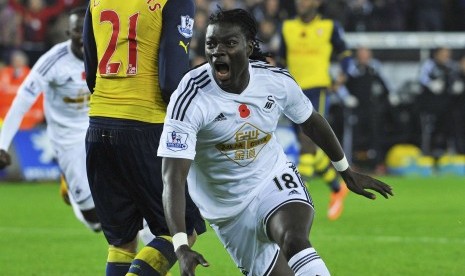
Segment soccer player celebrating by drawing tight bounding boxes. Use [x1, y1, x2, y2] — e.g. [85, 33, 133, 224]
[83, 0, 205, 275]
[0, 7, 101, 232]
[159, 8, 393, 276]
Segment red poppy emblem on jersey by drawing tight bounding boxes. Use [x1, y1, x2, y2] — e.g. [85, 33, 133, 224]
[81, 71, 86, 80]
[238, 104, 250, 118]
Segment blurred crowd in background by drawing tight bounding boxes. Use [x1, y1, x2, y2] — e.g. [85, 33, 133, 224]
[1, 0, 465, 67]
[1, 0, 465, 175]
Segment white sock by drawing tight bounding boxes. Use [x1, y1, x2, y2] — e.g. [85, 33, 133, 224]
[288, 247, 330, 276]
[138, 219, 156, 245]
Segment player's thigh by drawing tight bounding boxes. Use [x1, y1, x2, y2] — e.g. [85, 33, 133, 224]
[266, 202, 314, 249]
[257, 162, 315, 245]
[210, 209, 280, 276]
[85, 123, 141, 245]
[208, 162, 314, 275]
[55, 141, 94, 209]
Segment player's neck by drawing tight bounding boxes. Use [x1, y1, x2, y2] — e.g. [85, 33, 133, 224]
[71, 44, 84, 61]
[300, 12, 318, 24]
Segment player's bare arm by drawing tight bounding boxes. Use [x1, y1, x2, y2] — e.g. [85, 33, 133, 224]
[162, 157, 209, 275]
[299, 111, 394, 200]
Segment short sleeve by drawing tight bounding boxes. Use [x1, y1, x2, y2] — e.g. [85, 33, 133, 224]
[157, 74, 204, 159]
[282, 77, 313, 124]
[22, 49, 59, 98]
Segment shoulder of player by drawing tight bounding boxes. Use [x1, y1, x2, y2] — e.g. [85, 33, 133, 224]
[33, 41, 72, 76]
[250, 60, 294, 81]
[42, 41, 71, 60]
[169, 64, 213, 117]
[179, 63, 212, 90]
[184, 62, 209, 77]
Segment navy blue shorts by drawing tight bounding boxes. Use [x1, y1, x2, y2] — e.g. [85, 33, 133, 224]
[86, 117, 206, 246]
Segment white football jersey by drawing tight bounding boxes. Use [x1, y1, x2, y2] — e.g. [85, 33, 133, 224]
[158, 60, 313, 222]
[0, 40, 89, 150]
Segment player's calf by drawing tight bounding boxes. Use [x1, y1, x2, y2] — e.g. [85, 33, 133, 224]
[106, 246, 137, 276]
[127, 236, 176, 276]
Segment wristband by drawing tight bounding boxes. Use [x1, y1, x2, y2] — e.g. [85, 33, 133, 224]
[331, 155, 349, 172]
[172, 232, 188, 252]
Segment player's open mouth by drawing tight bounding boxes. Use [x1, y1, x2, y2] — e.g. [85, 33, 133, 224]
[214, 62, 230, 81]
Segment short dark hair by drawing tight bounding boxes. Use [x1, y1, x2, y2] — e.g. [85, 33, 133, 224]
[208, 8, 269, 62]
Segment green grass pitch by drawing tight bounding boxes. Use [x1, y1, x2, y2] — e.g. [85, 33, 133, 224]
[1, 175, 464, 275]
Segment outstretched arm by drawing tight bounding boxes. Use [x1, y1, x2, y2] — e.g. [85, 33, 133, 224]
[162, 157, 209, 275]
[0, 93, 37, 152]
[299, 111, 393, 200]
[0, 66, 44, 168]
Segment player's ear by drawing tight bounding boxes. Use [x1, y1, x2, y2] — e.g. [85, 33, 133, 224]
[246, 40, 253, 57]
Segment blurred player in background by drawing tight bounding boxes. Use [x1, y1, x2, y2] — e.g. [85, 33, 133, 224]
[279, 0, 352, 220]
[345, 46, 393, 172]
[83, 0, 205, 275]
[159, 8, 393, 276]
[418, 47, 455, 156]
[451, 55, 465, 154]
[0, 7, 101, 232]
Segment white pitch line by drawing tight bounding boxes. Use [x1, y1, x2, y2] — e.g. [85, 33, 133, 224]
[2, 227, 464, 245]
[316, 234, 465, 245]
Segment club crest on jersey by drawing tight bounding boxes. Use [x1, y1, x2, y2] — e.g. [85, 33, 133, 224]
[178, 15, 194, 38]
[263, 95, 276, 112]
[166, 131, 188, 151]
